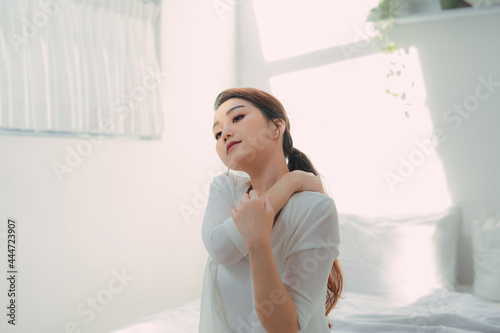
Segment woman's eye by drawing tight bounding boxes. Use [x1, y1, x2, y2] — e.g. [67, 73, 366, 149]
[214, 114, 244, 140]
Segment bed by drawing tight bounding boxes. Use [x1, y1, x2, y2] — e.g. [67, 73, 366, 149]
[111, 207, 500, 333]
[109, 288, 500, 333]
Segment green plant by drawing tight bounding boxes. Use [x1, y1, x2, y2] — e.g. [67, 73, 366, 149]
[368, 0, 398, 52]
[440, 0, 458, 9]
[368, 0, 416, 118]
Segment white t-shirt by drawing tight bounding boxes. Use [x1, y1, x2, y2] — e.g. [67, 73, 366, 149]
[199, 171, 340, 333]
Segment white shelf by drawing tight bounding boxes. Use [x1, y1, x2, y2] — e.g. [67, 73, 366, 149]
[393, 5, 500, 25]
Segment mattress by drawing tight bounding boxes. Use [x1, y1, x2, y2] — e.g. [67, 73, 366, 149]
[110, 286, 500, 333]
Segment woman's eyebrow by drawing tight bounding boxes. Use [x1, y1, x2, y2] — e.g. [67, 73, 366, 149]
[213, 105, 245, 130]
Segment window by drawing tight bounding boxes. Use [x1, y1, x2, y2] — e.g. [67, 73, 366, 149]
[0, 0, 164, 139]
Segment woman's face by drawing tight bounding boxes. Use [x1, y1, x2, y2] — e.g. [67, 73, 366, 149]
[213, 98, 278, 171]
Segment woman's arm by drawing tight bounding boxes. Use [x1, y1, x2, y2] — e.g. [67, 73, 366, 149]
[248, 239, 300, 333]
[260, 170, 324, 217]
[260, 172, 299, 218]
[231, 180, 335, 332]
[202, 171, 322, 265]
[238, 193, 338, 332]
[202, 173, 299, 265]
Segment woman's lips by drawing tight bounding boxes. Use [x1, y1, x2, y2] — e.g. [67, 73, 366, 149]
[227, 142, 240, 153]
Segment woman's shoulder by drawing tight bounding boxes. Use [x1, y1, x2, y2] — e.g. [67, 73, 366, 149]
[286, 191, 337, 219]
[290, 190, 335, 206]
[281, 192, 339, 243]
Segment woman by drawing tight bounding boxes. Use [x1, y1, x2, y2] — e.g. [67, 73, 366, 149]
[199, 88, 343, 332]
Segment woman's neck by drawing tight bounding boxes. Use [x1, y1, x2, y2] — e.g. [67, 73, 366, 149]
[246, 164, 289, 196]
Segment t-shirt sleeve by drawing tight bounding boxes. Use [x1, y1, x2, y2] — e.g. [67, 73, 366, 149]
[281, 195, 340, 331]
[201, 173, 249, 265]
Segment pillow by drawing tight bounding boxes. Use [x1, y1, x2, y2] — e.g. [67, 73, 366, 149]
[337, 206, 460, 305]
[472, 212, 500, 301]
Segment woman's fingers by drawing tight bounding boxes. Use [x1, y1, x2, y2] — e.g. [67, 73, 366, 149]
[248, 189, 260, 199]
[236, 190, 266, 213]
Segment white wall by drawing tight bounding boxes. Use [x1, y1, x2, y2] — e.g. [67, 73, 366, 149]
[236, 1, 500, 286]
[392, 12, 500, 285]
[0, 0, 235, 332]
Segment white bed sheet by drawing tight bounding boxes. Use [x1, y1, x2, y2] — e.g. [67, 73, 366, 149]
[328, 289, 500, 333]
[110, 287, 500, 333]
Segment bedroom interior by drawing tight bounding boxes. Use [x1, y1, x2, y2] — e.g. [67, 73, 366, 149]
[0, 0, 499, 332]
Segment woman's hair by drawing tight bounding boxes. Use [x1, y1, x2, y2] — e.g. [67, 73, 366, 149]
[214, 87, 344, 328]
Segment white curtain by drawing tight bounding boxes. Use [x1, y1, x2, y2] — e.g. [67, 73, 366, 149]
[0, 0, 163, 138]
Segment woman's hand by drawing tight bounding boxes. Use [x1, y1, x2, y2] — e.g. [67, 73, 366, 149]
[290, 170, 325, 194]
[231, 190, 275, 252]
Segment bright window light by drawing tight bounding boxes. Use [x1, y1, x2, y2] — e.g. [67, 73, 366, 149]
[252, 0, 381, 62]
[270, 47, 452, 215]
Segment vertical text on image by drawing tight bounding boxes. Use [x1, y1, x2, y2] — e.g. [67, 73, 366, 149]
[6, 218, 18, 325]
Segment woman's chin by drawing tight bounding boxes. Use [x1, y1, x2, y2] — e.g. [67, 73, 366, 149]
[226, 151, 255, 172]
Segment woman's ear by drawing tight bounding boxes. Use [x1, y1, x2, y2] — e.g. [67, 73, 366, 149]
[274, 119, 286, 138]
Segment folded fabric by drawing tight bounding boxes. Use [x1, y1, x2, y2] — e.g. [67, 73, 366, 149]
[472, 212, 500, 301]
